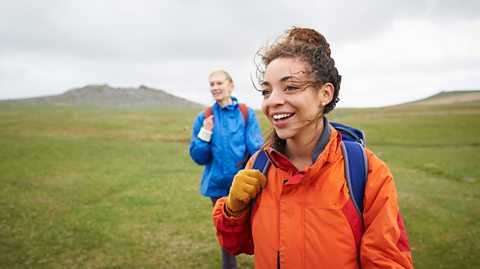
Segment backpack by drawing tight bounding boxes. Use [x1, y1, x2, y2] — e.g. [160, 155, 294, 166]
[203, 103, 249, 127]
[251, 122, 368, 222]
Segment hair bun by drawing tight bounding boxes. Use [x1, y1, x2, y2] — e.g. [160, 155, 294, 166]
[286, 27, 331, 56]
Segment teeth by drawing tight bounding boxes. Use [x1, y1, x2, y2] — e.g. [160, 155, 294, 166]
[272, 113, 293, 120]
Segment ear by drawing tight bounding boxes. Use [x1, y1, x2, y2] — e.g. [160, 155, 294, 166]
[319, 83, 334, 105]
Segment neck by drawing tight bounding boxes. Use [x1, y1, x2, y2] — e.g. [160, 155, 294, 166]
[285, 118, 324, 170]
[217, 97, 233, 108]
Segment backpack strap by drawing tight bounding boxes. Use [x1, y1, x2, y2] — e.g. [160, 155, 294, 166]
[249, 149, 271, 211]
[238, 103, 249, 127]
[251, 149, 270, 174]
[340, 140, 368, 221]
[203, 106, 213, 118]
[203, 103, 249, 126]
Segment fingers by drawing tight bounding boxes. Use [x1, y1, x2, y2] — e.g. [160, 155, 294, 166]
[204, 115, 214, 124]
[239, 182, 258, 200]
[238, 169, 267, 189]
[203, 115, 214, 131]
[235, 187, 253, 202]
[226, 169, 267, 216]
[231, 169, 267, 200]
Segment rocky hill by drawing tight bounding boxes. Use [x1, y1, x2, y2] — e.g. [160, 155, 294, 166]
[1, 84, 204, 109]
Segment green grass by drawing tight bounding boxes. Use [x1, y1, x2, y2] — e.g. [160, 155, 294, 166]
[0, 103, 479, 268]
[329, 104, 480, 268]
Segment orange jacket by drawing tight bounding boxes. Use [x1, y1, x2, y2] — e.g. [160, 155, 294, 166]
[213, 125, 413, 268]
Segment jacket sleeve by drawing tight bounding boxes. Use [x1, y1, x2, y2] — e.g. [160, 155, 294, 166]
[360, 150, 414, 268]
[189, 112, 212, 165]
[245, 107, 264, 156]
[212, 156, 257, 255]
[212, 197, 254, 255]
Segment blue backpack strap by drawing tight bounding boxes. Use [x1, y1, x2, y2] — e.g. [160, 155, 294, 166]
[249, 149, 271, 211]
[340, 140, 368, 221]
[251, 149, 270, 174]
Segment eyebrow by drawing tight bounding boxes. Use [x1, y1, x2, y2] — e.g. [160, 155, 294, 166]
[280, 76, 297, 83]
[262, 75, 301, 86]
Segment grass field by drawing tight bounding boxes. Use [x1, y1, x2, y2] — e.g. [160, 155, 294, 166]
[0, 103, 479, 268]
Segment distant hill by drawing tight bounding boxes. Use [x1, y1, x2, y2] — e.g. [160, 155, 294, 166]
[403, 90, 480, 106]
[0, 84, 204, 109]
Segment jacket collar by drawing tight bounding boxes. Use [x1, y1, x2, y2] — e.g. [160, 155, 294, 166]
[312, 116, 331, 163]
[212, 96, 239, 111]
[265, 117, 342, 179]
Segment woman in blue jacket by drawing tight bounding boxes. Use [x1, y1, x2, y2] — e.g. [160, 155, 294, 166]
[189, 69, 263, 269]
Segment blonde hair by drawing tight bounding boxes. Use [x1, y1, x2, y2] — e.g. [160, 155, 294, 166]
[209, 69, 233, 83]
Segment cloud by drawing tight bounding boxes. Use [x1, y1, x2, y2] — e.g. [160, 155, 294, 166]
[335, 17, 480, 107]
[0, 0, 478, 108]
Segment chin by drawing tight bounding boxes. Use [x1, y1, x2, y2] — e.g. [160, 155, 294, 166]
[275, 130, 294, 140]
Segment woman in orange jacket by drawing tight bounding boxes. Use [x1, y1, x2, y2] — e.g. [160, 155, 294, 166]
[212, 27, 414, 268]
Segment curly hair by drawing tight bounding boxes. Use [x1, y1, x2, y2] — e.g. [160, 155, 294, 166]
[255, 27, 342, 151]
[256, 27, 341, 114]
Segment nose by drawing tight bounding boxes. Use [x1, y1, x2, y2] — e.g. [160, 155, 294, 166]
[211, 86, 220, 93]
[265, 88, 285, 107]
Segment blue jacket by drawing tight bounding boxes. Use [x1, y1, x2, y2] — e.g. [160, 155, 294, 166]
[189, 97, 264, 198]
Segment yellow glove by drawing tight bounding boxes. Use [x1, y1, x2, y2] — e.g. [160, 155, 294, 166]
[225, 169, 267, 216]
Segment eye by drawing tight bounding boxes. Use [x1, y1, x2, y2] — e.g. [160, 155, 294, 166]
[261, 89, 272, 96]
[285, 85, 300, 92]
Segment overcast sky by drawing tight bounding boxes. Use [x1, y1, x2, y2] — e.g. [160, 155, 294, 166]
[0, 0, 479, 108]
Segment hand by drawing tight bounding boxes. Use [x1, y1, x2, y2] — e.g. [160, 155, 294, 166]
[203, 115, 214, 131]
[225, 170, 267, 216]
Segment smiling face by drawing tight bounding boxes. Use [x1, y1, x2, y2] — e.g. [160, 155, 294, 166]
[209, 72, 234, 105]
[261, 57, 333, 142]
